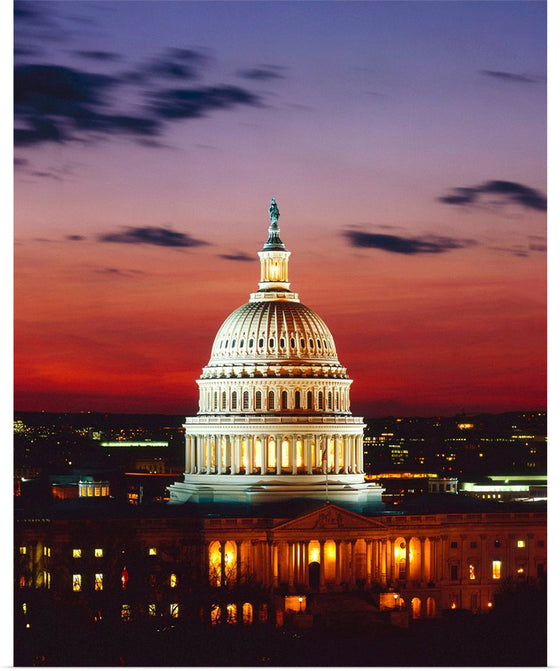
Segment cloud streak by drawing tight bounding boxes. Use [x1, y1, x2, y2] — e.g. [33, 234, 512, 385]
[219, 252, 253, 262]
[481, 69, 539, 84]
[343, 229, 477, 255]
[99, 226, 208, 248]
[439, 180, 546, 212]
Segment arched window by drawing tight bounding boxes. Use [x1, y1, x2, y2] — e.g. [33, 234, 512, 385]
[295, 391, 301, 409]
[328, 391, 332, 409]
[255, 391, 262, 410]
[258, 338, 264, 348]
[282, 391, 288, 410]
[268, 391, 275, 410]
[300, 338, 305, 348]
[222, 391, 227, 410]
[269, 338, 274, 348]
[249, 338, 254, 348]
[290, 338, 295, 349]
[307, 391, 313, 409]
[318, 391, 323, 409]
[243, 390, 250, 410]
[280, 338, 285, 348]
[335, 391, 339, 410]
[214, 391, 218, 410]
[231, 391, 237, 410]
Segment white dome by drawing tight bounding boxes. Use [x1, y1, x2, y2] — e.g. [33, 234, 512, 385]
[208, 300, 340, 365]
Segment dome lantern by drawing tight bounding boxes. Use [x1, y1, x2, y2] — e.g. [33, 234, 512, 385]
[254, 198, 294, 298]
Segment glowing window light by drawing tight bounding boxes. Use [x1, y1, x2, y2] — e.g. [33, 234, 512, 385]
[517, 567, 524, 574]
[309, 542, 320, 563]
[170, 603, 179, 618]
[149, 548, 157, 556]
[170, 573, 178, 588]
[517, 540, 525, 548]
[148, 604, 156, 617]
[281, 440, 290, 468]
[19, 546, 26, 555]
[254, 439, 262, 469]
[242, 602, 253, 624]
[121, 605, 131, 621]
[72, 574, 82, 592]
[268, 439, 276, 468]
[210, 605, 221, 625]
[296, 440, 303, 468]
[95, 548, 103, 557]
[469, 564, 476, 580]
[226, 603, 237, 624]
[94, 574, 103, 591]
[492, 560, 502, 580]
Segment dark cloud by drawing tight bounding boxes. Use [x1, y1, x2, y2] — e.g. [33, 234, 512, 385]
[491, 245, 529, 258]
[219, 252, 253, 262]
[528, 236, 547, 253]
[95, 267, 145, 277]
[343, 229, 476, 255]
[66, 234, 86, 241]
[14, 157, 29, 168]
[14, 64, 161, 146]
[439, 180, 547, 212]
[73, 50, 122, 62]
[123, 48, 207, 84]
[481, 70, 539, 84]
[150, 85, 261, 120]
[237, 65, 285, 81]
[30, 170, 62, 180]
[99, 226, 208, 248]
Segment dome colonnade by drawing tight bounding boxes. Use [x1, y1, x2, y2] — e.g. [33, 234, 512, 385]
[169, 199, 382, 507]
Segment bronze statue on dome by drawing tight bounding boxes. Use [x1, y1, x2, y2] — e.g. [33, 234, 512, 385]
[269, 198, 280, 225]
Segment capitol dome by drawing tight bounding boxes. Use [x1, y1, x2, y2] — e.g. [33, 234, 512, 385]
[169, 198, 383, 509]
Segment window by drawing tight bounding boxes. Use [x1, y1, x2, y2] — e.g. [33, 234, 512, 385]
[294, 391, 301, 410]
[290, 338, 295, 349]
[243, 390, 249, 410]
[517, 539, 525, 548]
[73, 574, 82, 592]
[44, 546, 51, 557]
[149, 548, 157, 556]
[170, 603, 179, 618]
[280, 338, 285, 348]
[307, 391, 313, 409]
[327, 391, 332, 409]
[300, 338, 305, 348]
[231, 391, 238, 410]
[170, 573, 178, 588]
[268, 391, 274, 410]
[121, 567, 129, 589]
[73, 548, 82, 558]
[469, 564, 476, 580]
[269, 338, 274, 348]
[318, 392, 323, 410]
[450, 541, 458, 549]
[19, 546, 26, 555]
[94, 573, 103, 591]
[494, 539, 501, 548]
[19, 575, 26, 588]
[470, 541, 478, 549]
[492, 560, 502, 580]
[148, 604, 156, 617]
[22, 603, 27, 615]
[282, 391, 288, 409]
[450, 565, 458, 580]
[95, 548, 103, 558]
[222, 391, 227, 410]
[255, 391, 262, 410]
[121, 605, 131, 621]
[258, 338, 264, 348]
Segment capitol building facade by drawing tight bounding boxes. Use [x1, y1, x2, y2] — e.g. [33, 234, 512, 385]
[169, 199, 383, 507]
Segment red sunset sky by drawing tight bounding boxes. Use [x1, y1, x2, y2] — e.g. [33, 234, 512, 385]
[14, 1, 547, 417]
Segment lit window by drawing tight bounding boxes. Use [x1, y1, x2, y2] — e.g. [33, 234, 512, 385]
[149, 548, 157, 556]
[19, 575, 26, 588]
[170, 573, 178, 588]
[73, 549, 82, 558]
[121, 605, 131, 621]
[94, 574, 103, 591]
[44, 546, 51, 557]
[170, 603, 179, 618]
[517, 566, 524, 574]
[242, 602, 253, 625]
[226, 603, 237, 624]
[95, 548, 103, 557]
[43, 571, 51, 589]
[22, 603, 27, 615]
[469, 564, 476, 580]
[121, 567, 129, 589]
[73, 574, 82, 592]
[19, 546, 26, 555]
[148, 604, 156, 617]
[517, 540, 525, 548]
[492, 560, 502, 580]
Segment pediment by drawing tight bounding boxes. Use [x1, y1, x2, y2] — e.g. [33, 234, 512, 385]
[273, 503, 386, 532]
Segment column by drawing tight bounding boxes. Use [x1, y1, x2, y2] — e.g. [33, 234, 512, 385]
[420, 537, 426, 584]
[405, 537, 411, 584]
[217, 436, 223, 475]
[288, 542, 295, 590]
[248, 436, 254, 474]
[260, 435, 266, 475]
[197, 435, 203, 474]
[334, 436, 340, 475]
[429, 537, 437, 582]
[201, 541, 210, 584]
[380, 540, 387, 586]
[319, 540, 326, 591]
[306, 437, 312, 475]
[388, 538, 394, 584]
[291, 437, 297, 475]
[276, 436, 282, 475]
[357, 435, 364, 473]
[236, 540, 243, 584]
[343, 436, 349, 474]
[206, 437, 212, 475]
[335, 540, 342, 586]
[231, 436, 238, 475]
[365, 540, 372, 588]
[303, 542, 309, 588]
[349, 540, 357, 588]
[185, 435, 191, 473]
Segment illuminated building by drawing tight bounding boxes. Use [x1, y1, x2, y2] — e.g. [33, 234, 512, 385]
[169, 199, 382, 507]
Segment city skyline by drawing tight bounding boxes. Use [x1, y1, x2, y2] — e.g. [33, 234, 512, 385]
[14, 1, 547, 417]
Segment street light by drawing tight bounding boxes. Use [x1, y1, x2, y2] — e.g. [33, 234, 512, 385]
[299, 596, 303, 613]
[393, 593, 398, 610]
